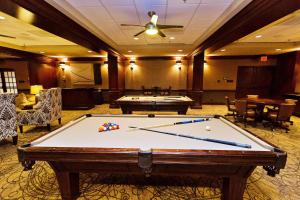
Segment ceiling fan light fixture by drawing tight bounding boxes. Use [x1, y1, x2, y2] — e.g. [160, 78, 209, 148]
[146, 28, 158, 35]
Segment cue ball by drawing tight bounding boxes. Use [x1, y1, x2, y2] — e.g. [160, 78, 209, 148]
[205, 126, 211, 131]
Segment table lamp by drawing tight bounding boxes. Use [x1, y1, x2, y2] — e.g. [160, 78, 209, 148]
[30, 85, 44, 95]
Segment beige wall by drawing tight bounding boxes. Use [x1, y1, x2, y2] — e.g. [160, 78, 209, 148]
[204, 58, 277, 90]
[125, 59, 187, 90]
[0, 60, 30, 90]
[59, 62, 109, 89]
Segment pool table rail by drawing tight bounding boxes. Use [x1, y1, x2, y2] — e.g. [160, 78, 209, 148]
[18, 144, 286, 176]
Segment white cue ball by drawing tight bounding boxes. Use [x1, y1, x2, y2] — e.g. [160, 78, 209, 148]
[205, 126, 211, 131]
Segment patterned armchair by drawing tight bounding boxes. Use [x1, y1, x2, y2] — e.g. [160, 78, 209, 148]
[0, 93, 18, 145]
[17, 88, 62, 133]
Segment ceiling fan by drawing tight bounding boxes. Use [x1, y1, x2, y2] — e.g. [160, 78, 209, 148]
[0, 34, 16, 39]
[120, 11, 183, 38]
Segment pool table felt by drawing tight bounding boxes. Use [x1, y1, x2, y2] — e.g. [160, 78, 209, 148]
[33, 115, 272, 151]
[117, 96, 193, 102]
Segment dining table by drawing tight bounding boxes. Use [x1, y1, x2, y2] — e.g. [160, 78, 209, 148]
[239, 98, 285, 122]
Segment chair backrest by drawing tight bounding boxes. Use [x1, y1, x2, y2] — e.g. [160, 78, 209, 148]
[39, 88, 62, 121]
[235, 100, 247, 115]
[285, 99, 298, 104]
[0, 93, 17, 140]
[247, 94, 259, 99]
[225, 96, 230, 109]
[277, 103, 295, 121]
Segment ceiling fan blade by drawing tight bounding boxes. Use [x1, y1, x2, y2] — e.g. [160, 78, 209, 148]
[157, 29, 166, 37]
[0, 34, 16, 39]
[150, 14, 158, 26]
[157, 25, 183, 29]
[134, 30, 146, 37]
[120, 24, 144, 27]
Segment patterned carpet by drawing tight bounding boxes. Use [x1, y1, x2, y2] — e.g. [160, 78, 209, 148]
[0, 105, 299, 200]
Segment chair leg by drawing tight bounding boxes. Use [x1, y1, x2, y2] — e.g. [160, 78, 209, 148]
[58, 118, 62, 125]
[243, 117, 247, 128]
[19, 125, 23, 133]
[47, 124, 51, 131]
[12, 135, 18, 145]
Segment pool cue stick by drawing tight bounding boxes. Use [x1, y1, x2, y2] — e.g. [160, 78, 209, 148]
[129, 126, 252, 149]
[128, 118, 209, 132]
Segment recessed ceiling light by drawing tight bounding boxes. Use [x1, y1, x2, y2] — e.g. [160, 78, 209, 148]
[128, 50, 132, 53]
[255, 35, 262, 38]
[275, 48, 282, 51]
[220, 49, 226, 52]
[178, 49, 183, 52]
[134, 37, 139, 40]
[170, 37, 175, 40]
[40, 51, 45, 54]
[0, 16, 5, 20]
[88, 50, 92, 53]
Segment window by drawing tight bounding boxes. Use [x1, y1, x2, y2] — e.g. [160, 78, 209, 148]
[0, 69, 18, 94]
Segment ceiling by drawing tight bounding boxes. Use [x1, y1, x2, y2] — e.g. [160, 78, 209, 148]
[45, 0, 252, 56]
[0, 11, 103, 57]
[210, 9, 300, 56]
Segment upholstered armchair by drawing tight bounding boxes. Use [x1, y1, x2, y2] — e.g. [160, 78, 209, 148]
[17, 88, 62, 133]
[0, 93, 18, 144]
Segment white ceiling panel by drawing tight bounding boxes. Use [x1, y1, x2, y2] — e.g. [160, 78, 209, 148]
[77, 6, 111, 22]
[44, 0, 252, 56]
[166, 4, 198, 27]
[66, 0, 102, 7]
[201, 0, 233, 4]
[100, 0, 134, 6]
[104, 5, 139, 24]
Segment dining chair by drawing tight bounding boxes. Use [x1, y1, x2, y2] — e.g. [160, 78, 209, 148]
[225, 96, 236, 117]
[265, 103, 296, 132]
[235, 99, 256, 127]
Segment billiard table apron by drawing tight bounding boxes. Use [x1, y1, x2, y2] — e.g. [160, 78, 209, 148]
[17, 115, 287, 200]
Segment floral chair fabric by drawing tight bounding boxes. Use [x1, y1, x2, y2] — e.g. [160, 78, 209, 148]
[17, 88, 62, 132]
[0, 93, 18, 144]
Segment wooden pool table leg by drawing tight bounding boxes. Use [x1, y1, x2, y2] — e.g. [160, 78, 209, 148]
[178, 107, 188, 115]
[49, 162, 80, 200]
[55, 171, 80, 200]
[221, 166, 254, 200]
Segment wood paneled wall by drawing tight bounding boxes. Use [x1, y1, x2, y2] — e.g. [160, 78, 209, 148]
[28, 60, 58, 89]
[271, 52, 298, 97]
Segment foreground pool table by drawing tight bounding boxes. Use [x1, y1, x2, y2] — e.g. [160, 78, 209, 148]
[18, 114, 286, 200]
[116, 95, 194, 114]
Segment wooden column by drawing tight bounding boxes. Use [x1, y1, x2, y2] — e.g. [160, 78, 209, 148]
[271, 51, 300, 98]
[187, 52, 204, 109]
[108, 53, 120, 108]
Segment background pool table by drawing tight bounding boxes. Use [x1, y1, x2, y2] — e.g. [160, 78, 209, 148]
[18, 114, 286, 200]
[116, 95, 194, 114]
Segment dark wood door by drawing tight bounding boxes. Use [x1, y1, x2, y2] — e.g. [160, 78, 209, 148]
[236, 66, 275, 98]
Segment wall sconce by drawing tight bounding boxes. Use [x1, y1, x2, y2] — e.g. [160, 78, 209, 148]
[176, 60, 182, 70]
[130, 60, 135, 71]
[59, 62, 68, 71]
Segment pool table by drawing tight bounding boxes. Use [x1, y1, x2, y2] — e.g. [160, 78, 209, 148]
[18, 114, 286, 200]
[116, 95, 194, 114]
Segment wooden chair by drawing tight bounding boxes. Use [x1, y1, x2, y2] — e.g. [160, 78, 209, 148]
[235, 99, 256, 127]
[225, 96, 236, 117]
[284, 99, 297, 125]
[246, 94, 258, 109]
[142, 86, 152, 95]
[265, 103, 296, 132]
